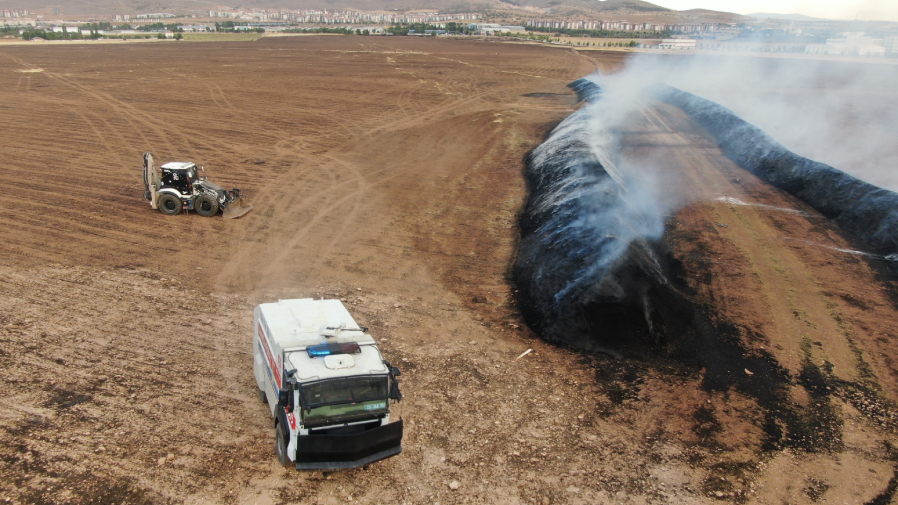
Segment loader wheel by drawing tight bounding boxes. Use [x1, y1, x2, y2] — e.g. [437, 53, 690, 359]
[158, 194, 182, 215]
[195, 194, 219, 217]
[275, 423, 291, 467]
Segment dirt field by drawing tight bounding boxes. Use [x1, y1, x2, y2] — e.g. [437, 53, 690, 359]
[1, 36, 898, 505]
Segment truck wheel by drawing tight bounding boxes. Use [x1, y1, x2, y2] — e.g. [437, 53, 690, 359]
[275, 424, 291, 467]
[258, 387, 267, 403]
[195, 194, 219, 217]
[158, 194, 182, 215]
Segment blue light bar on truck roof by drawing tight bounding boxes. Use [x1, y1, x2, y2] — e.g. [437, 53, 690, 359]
[307, 342, 361, 357]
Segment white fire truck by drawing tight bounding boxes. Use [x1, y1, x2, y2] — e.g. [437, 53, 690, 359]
[253, 299, 403, 470]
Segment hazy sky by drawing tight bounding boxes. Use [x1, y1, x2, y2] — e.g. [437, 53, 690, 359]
[648, 0, 898, 21]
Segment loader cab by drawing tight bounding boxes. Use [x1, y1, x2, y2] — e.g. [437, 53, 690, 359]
[160, 162, 199, 195]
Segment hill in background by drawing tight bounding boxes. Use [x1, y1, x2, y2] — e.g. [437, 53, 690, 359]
[748, 12, 827, 21]
[3, 0, 745, 23]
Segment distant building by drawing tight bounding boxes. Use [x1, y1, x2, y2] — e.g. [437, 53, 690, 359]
[180, 24, 213, 32]
[1, 9, 27, 18]
[471, 23, 525, 34]
[885, 36, 898, 54]
[822, 32, 885, 56]
[135, 13, 175, 19]
[524, 18, 693, 32]
[659, 39, 696, 50]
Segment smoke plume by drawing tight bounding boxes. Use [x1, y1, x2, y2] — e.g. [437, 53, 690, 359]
[514, 53, 898, 351]
[603, 54, 898, 192]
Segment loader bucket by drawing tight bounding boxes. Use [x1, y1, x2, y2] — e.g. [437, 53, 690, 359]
[223, 196, 253, 219]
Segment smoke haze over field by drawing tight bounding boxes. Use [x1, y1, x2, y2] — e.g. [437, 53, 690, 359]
[650, 0, 898, 21]
[601, 54, 898, 192]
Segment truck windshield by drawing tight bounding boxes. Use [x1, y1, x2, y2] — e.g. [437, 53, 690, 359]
[301, 376, 390, 407]
[299, 376, 392, 426]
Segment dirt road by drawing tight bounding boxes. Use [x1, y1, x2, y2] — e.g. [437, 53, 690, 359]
[1, 36, 897, 505]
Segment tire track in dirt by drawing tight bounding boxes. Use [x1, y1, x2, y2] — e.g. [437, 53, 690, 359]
[17, 54, 264, 167]
[68, 108, 133, 167]
[2, 52, 170, 154]
[218, 152, 396, 290]
[212, 43, 552, 291]
[277, 154, 369, 280]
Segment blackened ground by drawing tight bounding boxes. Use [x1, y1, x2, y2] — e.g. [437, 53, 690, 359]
[526, 76, 898, 457]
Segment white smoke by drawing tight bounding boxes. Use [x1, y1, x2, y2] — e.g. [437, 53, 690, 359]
[586, 54, 898, 192]
[522, 80, 669, 305]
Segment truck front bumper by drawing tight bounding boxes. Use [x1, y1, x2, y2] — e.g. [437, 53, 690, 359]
[294, 419, 403, 470]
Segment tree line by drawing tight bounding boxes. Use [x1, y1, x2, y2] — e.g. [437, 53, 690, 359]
[215, 21, 264, 33]
[525, 26, 673, 39]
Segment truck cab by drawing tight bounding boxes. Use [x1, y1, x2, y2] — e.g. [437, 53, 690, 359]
[253, 299, 403, 470]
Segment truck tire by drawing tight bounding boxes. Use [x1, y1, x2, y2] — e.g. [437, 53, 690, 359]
[258, 387, 267, 403]
[158, 193, 182, 215]
[275, 423, 291, 467]
[195, 194, 219, 217]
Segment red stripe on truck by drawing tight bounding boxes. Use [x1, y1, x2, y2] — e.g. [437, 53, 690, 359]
[259, 322, 282, 389]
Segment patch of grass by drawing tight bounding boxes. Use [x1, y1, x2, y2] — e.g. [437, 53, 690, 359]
[840, 293, 871, 310]
[181, 33, 264, 42]
[846, 333, 879, 387]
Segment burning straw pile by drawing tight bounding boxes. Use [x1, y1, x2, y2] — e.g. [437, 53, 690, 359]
[513, 78, 674, 352]
[514, 77, 898, 353]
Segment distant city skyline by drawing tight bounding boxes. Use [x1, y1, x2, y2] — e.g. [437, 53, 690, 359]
[649, 0, 898, 22]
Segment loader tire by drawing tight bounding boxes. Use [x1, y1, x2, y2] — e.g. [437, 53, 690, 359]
[195, 194, 219, 217]
[275, 423, 291, 467]
[158, 193, 182, 215]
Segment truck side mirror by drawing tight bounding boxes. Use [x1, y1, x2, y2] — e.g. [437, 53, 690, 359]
[390, 366, 401, 377]
[277, 388, 290, 408]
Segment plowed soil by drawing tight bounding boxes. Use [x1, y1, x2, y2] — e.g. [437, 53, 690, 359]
[2, 36, 898, 505]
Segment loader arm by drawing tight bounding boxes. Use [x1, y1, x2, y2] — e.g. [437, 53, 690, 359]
[143, 152, 162, 209]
